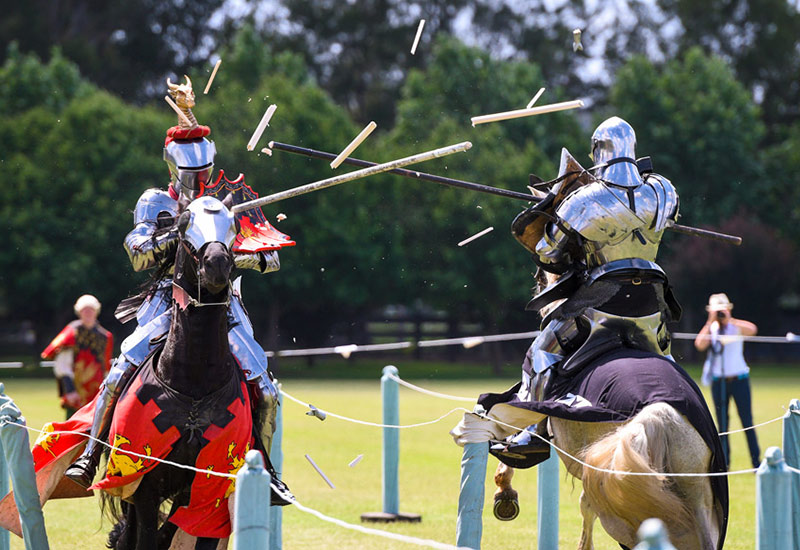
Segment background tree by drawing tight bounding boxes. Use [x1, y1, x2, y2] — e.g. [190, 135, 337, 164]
[383, 37, 584, 333]
[0, 0, 229, 102]
[611, 48, 764, 226]
[657, 0, 800, 139]
[0, 49, 168, 337]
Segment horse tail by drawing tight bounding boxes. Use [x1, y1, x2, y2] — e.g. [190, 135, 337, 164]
[580, 402, 695, 535]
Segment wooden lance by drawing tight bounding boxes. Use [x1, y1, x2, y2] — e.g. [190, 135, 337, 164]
[232, 141, 472, 213]
[266, 140, 743, 245]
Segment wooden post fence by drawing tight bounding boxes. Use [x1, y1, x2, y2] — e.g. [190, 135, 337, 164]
[233, 450, 272, 550]
[269, 388, 284, 550]
[756, 446, 793, 550]
[0, 383, 49, 550]
[361, 366, 420, 522]
[537, 452, 559, 549]
[784, 398, 800, 550]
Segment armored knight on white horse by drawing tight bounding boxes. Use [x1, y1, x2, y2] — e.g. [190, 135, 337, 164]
[451, 116, 727, 550]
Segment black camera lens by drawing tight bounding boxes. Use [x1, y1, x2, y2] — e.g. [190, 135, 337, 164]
[716, 311, 726, 319]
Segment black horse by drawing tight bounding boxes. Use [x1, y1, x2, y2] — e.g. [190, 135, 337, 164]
[103, 196, 271, 550]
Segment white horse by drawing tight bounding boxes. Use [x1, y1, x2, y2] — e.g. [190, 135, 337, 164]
[494, 400, 723, 550]
[487, 272, 726, 550]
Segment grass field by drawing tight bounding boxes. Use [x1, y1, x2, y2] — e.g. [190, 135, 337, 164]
[1, 362, 798, 549]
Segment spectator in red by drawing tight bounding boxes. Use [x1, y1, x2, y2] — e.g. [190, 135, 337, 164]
[41, 295, 113, 418]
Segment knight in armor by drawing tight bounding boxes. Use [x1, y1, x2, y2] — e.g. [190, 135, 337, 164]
[451, 116, 682, 466]
[65, 77, 282, 487]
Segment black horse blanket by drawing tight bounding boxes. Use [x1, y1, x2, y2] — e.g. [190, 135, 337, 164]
[479, 348, 728, 549]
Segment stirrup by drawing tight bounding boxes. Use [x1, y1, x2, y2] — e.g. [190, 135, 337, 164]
[489, 428, 552, 470]
[64, 453, 100, 489]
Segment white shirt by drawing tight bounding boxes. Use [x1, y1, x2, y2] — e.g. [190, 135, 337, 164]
[701, 322, 749, 385]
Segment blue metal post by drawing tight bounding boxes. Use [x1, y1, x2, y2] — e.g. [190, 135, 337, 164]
[756, 446, 793, 550]
[0, 432, 7, 550]
[233, 450, 272, 550]
[783, 399, 800, 550]
[632, 518, 677, 550]
[537, 452, 559, 550]
[456, 441, 488, 549]
[381, 365, 400, 515]
[269, 388, 283, 550]
[0, 383, 49, 550]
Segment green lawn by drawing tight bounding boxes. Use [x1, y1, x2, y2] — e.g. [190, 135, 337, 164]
[1, 363, 798, 549]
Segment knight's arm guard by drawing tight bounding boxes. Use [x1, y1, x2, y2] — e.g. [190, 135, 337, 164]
[124, 189, 180, 272]
[234, 250, 280, 274]
[125, 223, 180, 272]
[535, 221, 573, 267]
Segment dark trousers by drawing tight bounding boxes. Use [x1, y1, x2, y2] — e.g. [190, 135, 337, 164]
[711, 375, 761, 468]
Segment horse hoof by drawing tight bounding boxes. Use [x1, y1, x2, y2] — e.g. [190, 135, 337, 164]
[493, 494, 520, 521]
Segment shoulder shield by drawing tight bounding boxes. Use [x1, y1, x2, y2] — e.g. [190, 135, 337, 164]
[511, 148, 592, 254]
[133, 189, 178, 224]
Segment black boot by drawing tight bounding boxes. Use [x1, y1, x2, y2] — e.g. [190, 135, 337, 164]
[489, 423, 552, 469]
[64, 447, 103, 489]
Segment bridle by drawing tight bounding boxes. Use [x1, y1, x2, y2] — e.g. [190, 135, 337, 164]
[174, 239, 232, 309]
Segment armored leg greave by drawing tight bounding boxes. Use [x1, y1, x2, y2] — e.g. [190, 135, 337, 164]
[82, 356, 136, 457]
[254, 374, 280, 453]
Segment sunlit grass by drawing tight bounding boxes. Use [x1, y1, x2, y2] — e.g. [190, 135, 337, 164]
[2, 362, 797, 549]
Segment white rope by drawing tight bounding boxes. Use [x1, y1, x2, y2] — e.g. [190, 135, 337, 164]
[672, 332, 800, 343]
[466, 410, 764, 478]
[786, 464, 800, 476]
[279, 389, 464, 429]
[718, 414, 786, 435]
[386, 374, 475, 402]
[389, 372, 784, 438]
[6, 423, 462, 550]
[4, 421, 236, 480]
[417, 331, 539, 348]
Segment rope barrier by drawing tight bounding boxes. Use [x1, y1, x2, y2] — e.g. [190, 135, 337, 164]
[279, 388, 465, 429]
[280, 377, 793, 478]
[386, 374, 475, 402]
[3, 422, 236, 480]
[18, 329, 800, 368]
[386, 372, 786, 437]
[286, 496, 465, 550]
[718, 414, 786, 435]
[4, 421, 464, 550]
[477, 412, 763, 478]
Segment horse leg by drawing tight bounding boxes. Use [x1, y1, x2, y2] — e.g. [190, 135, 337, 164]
[114, 501, 137, 550]
[132, 482, 160, 550]
[577, 490, 596, 550]
[492, 462, 519, 520]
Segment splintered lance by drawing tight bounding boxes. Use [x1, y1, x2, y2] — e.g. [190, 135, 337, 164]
[232, 141, 472, 213]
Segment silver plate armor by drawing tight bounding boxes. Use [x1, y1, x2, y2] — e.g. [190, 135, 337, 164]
[591, 116, 642, 187]
[164, 138, 217, 200]
[537, 174, 679, 270]
[125, 189, 180, 272]
[184, 196, 237, 250]
[523, 116, 679, 403]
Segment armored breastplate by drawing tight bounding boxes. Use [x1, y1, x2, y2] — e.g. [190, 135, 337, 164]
[556, 174, 678, 269]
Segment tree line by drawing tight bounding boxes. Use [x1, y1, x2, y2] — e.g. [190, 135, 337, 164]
[1, 4, 798, 353]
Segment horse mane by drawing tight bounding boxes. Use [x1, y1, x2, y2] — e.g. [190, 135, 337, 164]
[580, 402, 695, 536]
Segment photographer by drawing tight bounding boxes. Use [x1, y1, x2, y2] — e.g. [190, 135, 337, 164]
[694, 293, 760, 469]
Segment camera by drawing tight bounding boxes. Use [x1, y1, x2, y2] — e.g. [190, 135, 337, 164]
[716, 311, 726, 320]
